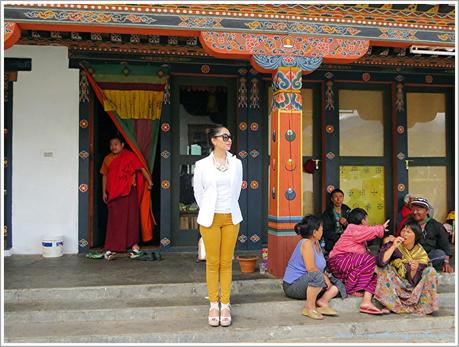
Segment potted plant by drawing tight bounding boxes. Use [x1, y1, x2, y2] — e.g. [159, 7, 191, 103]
[236, 255, 258, 273]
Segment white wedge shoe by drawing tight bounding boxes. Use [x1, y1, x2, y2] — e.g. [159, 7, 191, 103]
[220, 303, 232, 327]
[208, 302, 219, 327]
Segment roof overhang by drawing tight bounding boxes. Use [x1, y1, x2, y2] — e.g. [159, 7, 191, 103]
[3, 4, 455, 48]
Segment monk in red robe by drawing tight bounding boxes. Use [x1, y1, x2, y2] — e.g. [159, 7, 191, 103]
[100, 136, 153, 260]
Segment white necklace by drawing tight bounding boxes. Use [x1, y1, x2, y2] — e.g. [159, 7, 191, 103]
[213, 156, 229, 172]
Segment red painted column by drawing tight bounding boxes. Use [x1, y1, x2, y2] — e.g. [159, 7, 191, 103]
[267, 67, 303, 277]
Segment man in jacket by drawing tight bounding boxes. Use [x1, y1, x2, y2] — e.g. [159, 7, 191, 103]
[322, 188, 351, 254]
[411, 197, 454, 273]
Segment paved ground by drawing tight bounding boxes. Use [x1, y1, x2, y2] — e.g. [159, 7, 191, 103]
[4, 242, 455, 289]
[3, 252, 456, 344]
[4, 252, 267, 289]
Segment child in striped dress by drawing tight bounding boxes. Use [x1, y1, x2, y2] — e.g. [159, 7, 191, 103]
[328, 208, 390, 315]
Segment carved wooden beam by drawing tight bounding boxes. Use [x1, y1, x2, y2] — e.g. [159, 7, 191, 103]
[4, 22, 22, 49]
[200, 31, 369, 73]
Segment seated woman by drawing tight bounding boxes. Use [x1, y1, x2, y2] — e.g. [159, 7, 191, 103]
[375, 218, 439, 315]
[328, 208, 390, 315]
[283, 215, 346, 320]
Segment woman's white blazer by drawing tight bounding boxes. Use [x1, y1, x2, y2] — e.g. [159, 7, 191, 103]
[193, 152, 243, 227]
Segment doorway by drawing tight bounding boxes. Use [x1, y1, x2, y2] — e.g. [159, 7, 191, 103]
[89, 97, 161, 249]
[170, 76, 236, 247]
[335, 84, 393, 227]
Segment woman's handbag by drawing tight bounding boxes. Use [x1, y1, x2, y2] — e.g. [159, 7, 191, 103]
[197, 237, 206, 261]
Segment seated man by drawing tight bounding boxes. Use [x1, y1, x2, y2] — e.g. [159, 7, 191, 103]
[411, 197, 454, 273]
[321, 188, 351, 253]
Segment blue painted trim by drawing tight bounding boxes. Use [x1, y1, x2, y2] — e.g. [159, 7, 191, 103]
[253, 55, 322, 71]
[268, 215, 303, 223]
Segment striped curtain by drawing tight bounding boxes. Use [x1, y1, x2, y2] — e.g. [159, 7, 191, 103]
[82, 62, 168, 242]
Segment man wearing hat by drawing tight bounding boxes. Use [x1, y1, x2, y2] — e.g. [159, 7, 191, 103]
[411, 197, 454, 273]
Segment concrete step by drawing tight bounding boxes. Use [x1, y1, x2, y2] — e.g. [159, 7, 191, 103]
[4, 278, 282, 303]
[5, 308, 455, 343]
[282, 328, 455, 343]
[5, 291, 455, 323]
[4, 273, 455, 303]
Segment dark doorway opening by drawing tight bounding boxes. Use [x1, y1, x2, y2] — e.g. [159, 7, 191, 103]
[91, 98, 160, 249]
[170, 77, 236, 248]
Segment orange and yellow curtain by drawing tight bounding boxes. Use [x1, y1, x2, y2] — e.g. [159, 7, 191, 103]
[82, 62, 168, 242]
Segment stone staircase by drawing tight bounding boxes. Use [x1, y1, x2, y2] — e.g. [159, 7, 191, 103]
[4, 274, 456, 343]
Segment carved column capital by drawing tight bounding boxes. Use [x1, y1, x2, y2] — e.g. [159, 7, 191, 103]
[4, 22, 21, 49]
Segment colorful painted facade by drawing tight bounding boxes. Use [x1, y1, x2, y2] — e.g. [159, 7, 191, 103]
[3, 3, 455, 277]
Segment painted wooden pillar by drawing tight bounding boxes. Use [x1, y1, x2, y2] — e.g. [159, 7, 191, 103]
[159, 75, 172, 250]
[236, 67, 264, 250]
[236, 67, 249, 250]
[266, 66, 304, 277]
[393, 76, 408, 226]
[323, 72, 340, 201]
[78, 69, 91, 253]
[247, 69, 263, 249]
[251, 56, 323, 277]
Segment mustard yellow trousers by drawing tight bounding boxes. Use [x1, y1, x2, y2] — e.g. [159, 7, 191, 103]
[199, 213, 240, 304]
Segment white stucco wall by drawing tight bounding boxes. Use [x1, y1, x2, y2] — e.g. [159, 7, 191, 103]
[6, 45, 79, 254]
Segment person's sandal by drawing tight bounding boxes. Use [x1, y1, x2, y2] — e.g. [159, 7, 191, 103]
[104, 250, 116, 261]
[129, 248, 144, 259]
[86, 251, 104, 259]
[220, 303, 232, 327]
[317, 306, 337, 316]
[302, 308, 324, 320]
[359, 305, 384, 315]
[208, 302, 219, 327]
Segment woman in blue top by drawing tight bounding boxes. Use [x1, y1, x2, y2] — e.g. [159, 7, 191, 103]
[283, 215, 341, 320]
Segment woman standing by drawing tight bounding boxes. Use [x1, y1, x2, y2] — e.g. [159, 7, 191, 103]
[193, 125, 243, 327]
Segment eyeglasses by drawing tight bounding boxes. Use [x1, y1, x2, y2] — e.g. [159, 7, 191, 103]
[214, 134, 232, 142]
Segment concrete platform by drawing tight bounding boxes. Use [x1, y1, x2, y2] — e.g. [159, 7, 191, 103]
[4, 252, 267, 289]
[3, 253, 457, 343]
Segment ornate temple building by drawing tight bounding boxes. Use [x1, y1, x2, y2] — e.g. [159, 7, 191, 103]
[3, 3, 455, 276]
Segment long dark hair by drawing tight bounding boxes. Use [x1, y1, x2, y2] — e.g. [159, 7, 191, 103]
[206, 125, 225, 151]
[401, 217, 423, 243]
[348, 208, 368, 225]
[294, 215, 322, 239]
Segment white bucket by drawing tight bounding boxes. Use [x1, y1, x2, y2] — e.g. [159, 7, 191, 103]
[42, 236, 64, 258]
